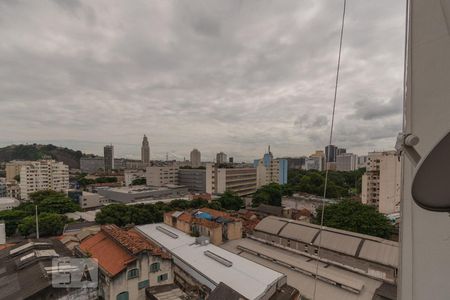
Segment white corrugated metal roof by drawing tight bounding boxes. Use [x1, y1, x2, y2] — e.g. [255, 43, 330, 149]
[254, 216, 286, 235]
[279, 222, 319, 243]
[358, 240, 398, 267]
[137, 223, 285, 300]
[313, 230, 361, 256]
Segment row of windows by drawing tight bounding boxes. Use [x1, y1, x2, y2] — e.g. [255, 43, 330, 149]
[127, 263, 165, 279]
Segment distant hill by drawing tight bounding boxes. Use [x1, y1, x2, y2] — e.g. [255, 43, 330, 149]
[0, 144, 83, 169]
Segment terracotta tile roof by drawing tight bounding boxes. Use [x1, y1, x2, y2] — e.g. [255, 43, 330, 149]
[177, 212, 193, 223]
[80, 231, 135, 277]
[102, 224, 170, 258]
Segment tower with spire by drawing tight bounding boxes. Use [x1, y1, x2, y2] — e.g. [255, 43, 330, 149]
[141, 135, 150, 166]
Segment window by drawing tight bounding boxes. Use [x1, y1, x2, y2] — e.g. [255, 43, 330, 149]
[138, 280, 149, 290]
[157, 273, 168, 282]
[116, 292, 129, 300]
[150, 262, 160, 273]
[127, 268, 139, 279]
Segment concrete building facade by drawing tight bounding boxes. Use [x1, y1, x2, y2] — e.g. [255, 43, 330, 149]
[190, 149, 201, 168]
[178, 169, 206, 192]
[5, 160, 31, 182]
[216, 152, 227, 164]
[336, 153, 358, 171]
[361, 151, 401, 214]
[254, 148, 288, 187]
[79, 191, 109, 209]
[141, 135, 150, 166]
[0, 197, 20, 211]
[146, 165, 179, 187]
[206, 164, 257, 197]
[104, 145, 114, 174]
[19, 160, 69, 201]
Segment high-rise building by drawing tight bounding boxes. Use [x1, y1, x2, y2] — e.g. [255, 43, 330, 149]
[336, 147, 347, 156]
[336, 153, 358, 171]
[141, 135, 150, 166]
[206, 164, 257, 197]
[19, 160, 69, 201]
[104, 145, 114, 174]
[146, 165, 179, 186]
[357, 155, 368, 169]
[361, 151, 401, 214]
[325, 145, 338, 162]
[253, 147, 288, 187]
[190, 149, 201, 168]
[216, 152, 227, 164]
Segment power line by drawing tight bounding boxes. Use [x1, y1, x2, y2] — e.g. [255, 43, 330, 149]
[312, 0, 347, 299]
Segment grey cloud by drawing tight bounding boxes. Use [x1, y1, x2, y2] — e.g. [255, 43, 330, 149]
[0, 0, 405, 161]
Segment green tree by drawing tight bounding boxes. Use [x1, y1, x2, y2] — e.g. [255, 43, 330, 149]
[18, 213, 67, 237]
[29, 190, 66, 203]
[207, 200, 222, 211]
[217, 191, 244, 211]
[95, 204, 131, 226]
[131, 178, 146, 185]
[39, 196, 80, 214]
[0, 210, 28, 236]
[313, 200, 394, 239]
[252, 183, 283, 207]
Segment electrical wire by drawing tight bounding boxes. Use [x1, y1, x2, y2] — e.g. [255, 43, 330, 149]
[312, 0, 347, 299]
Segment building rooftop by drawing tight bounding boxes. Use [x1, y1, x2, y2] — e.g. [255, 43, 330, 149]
[0, 239, 72, 300]
[221, 238, 386, 300]
[79, 225, 170, 277]
[136, 223, 285, 300]
[255, 216, 399, 267]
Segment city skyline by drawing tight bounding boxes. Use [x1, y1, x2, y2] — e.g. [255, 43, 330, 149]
[0, 1, 405, 162]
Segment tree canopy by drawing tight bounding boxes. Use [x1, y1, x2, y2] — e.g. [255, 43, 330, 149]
[216, 191, 244, 211]
[313, 199, 394, 239]
[252, 183, 283, 207]
[287, 168, 366, 199]
[95, 197, 227, 227]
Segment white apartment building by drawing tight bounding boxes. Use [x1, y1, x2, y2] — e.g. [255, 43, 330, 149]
[361, 151, 401, 214]
[206, 164, 257, 197]
[19, 160, 69, 201]
[336, 153, 358, 171]
[190, 149, 201, 168]
[146, 165, 179, 186]
[357, 155, 368, 169]
[254, 148, 288, 187]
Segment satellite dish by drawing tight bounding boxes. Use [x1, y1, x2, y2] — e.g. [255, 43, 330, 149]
[412, 131, 450, 211]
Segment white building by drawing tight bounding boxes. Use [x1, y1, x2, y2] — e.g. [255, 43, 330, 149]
[216, 152, 227, 164]
[336, 153, 358, 171]
[304, 157, 322, 171]
[146, 165, 179, 187]
[79, 192, 109, 209]
[190, 149, 201, 168]
[361, 151, 401, 214]
[206, 164, 257, 197]
[254, 148, 288, 187]
[19, 160, 69, 201]
[0, 197, 20, 211]
[137, 223, 287, 300]
[357, 155, 368, 169]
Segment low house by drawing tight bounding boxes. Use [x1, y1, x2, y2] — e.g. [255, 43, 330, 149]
[164, 207, 242, 245]
[77, 224, 173, 300]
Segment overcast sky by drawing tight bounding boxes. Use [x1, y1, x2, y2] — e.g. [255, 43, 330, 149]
[0, 0, 405, 161]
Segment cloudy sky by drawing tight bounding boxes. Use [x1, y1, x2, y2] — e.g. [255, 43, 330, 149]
[0, 0, 405, 161]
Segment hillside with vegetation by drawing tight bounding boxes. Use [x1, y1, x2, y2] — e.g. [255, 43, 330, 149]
[0, 144, 83, 169]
